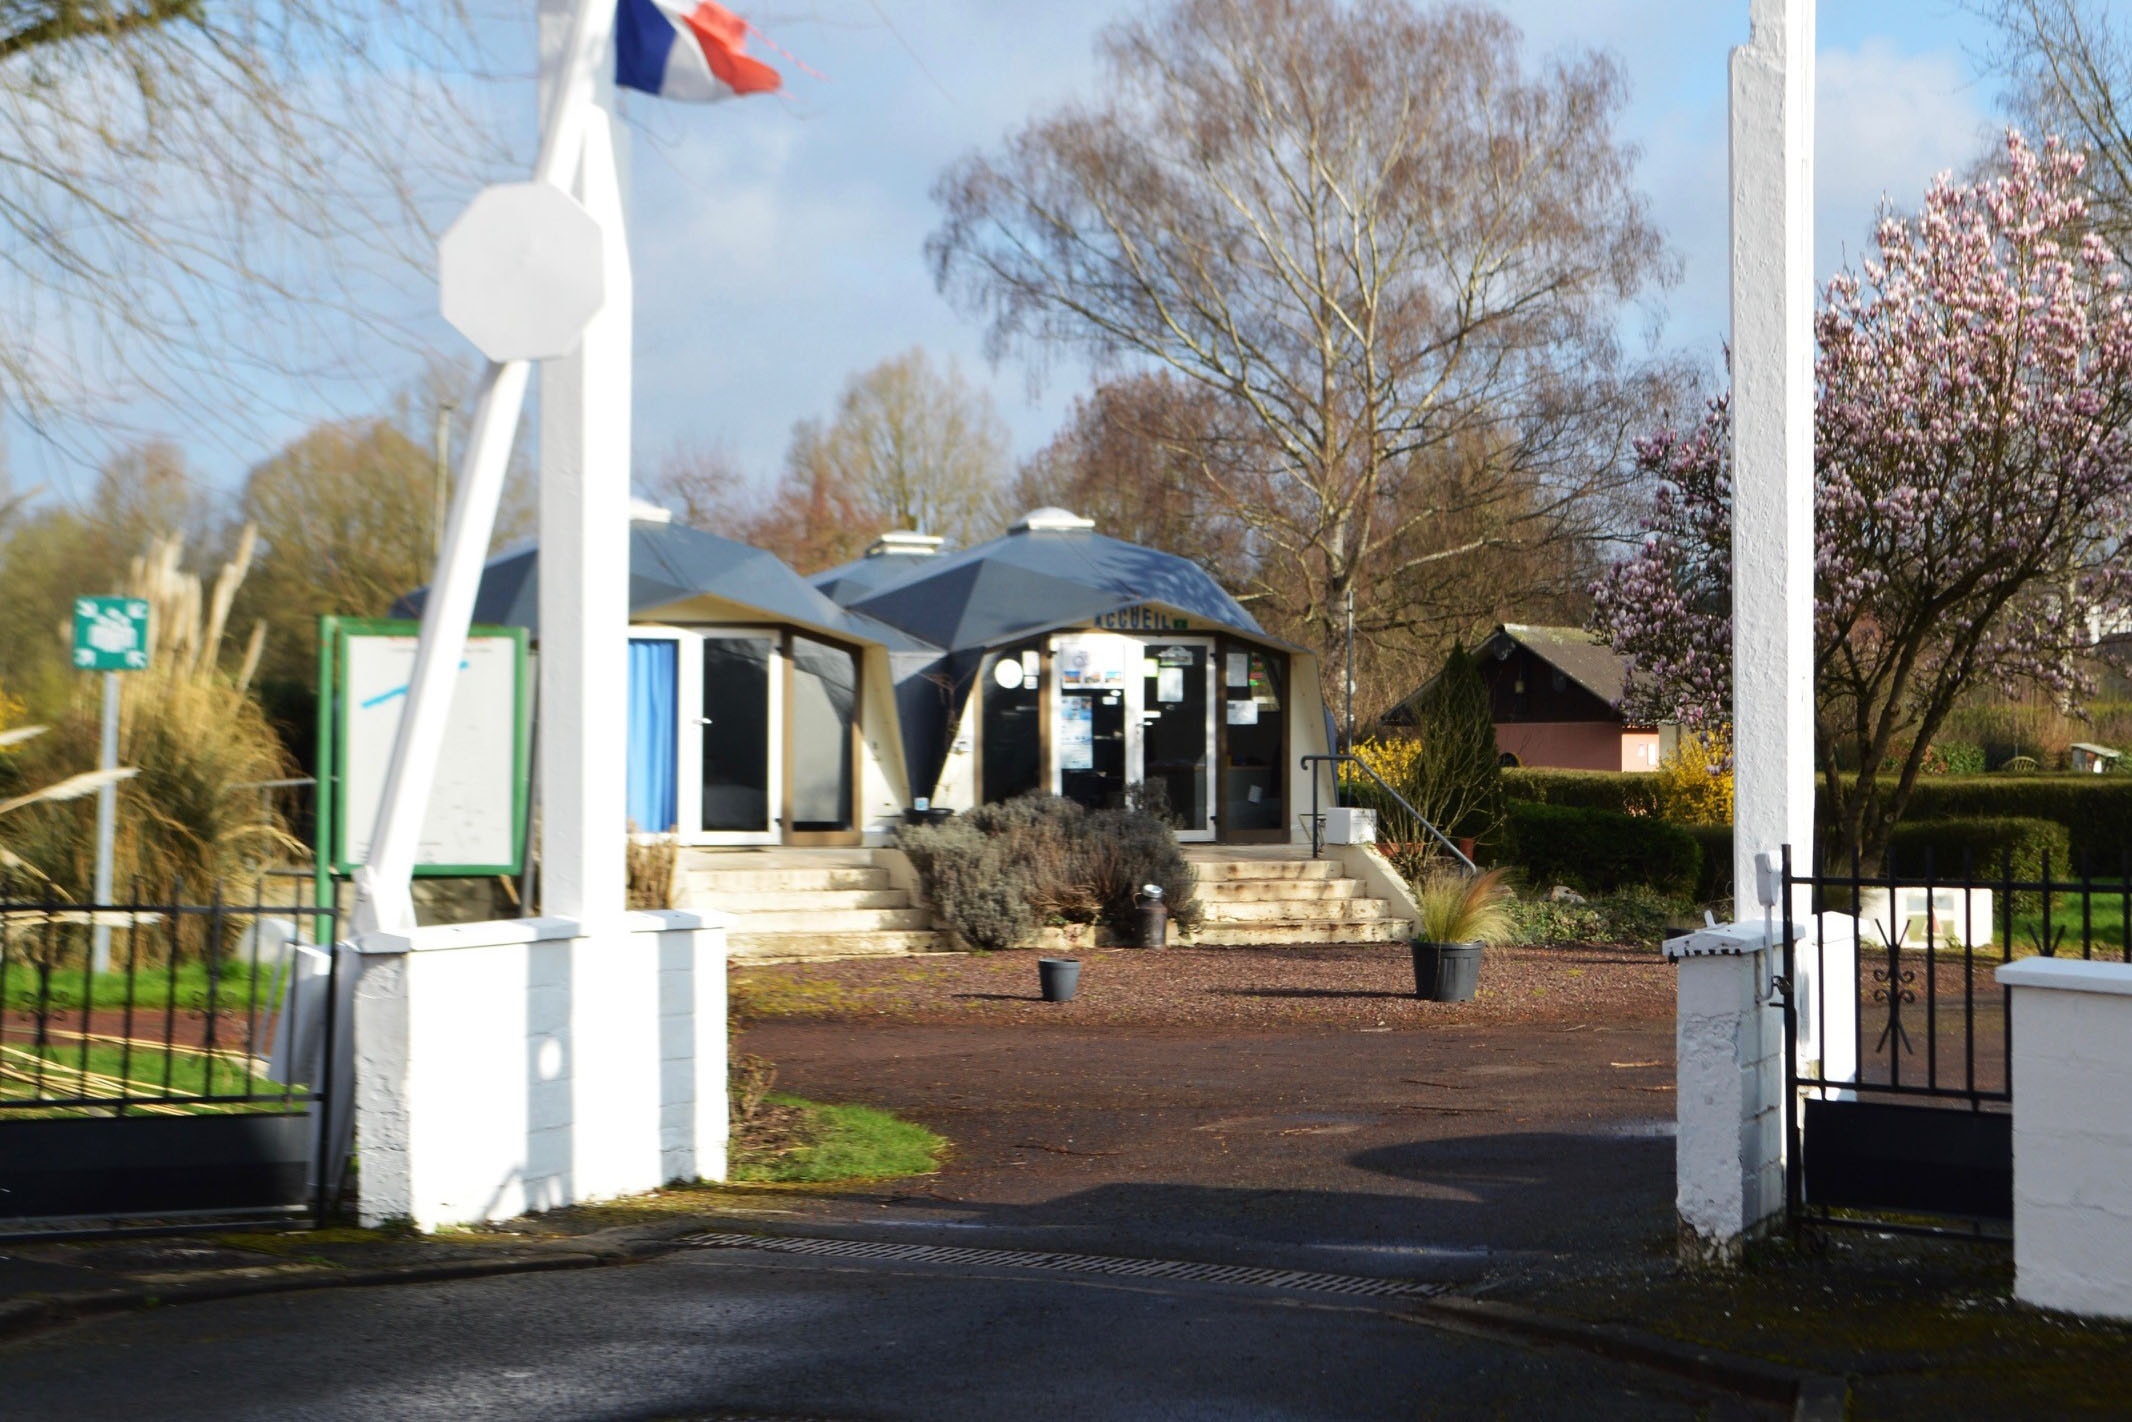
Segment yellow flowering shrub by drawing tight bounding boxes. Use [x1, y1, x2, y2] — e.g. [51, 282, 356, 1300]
[1653, 732, 1734, 826]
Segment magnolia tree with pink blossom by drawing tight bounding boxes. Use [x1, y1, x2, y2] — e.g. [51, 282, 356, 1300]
[1595, 133, 2132, 870]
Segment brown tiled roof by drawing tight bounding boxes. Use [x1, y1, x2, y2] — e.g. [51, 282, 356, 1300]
[1490, 624, 1628, 708]
[1388, 623, 1632, 725]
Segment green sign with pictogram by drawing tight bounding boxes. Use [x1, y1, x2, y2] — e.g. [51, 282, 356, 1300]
[72, 597, 151, 672]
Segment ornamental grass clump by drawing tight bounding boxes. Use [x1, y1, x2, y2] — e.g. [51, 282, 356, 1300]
[0, 531, 296, 921]
[1413, 867, 1515, 946]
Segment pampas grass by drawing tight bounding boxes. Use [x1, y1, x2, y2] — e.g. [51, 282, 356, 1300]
[1414, 866, 1516, 945]
[0, 530, 295, 924]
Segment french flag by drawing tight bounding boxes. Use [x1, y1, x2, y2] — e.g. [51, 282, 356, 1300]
[615, 0, 781, 101]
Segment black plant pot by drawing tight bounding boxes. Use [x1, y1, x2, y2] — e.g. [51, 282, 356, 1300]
[1410, 941, 1482, 1002]
[1038, 957, 1081, 1003]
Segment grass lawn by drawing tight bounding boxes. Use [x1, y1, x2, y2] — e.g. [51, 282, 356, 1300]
[1, 959, 290, 1014]
[729, 1094, 944, 1184]
[0, 1037, 299, 1113]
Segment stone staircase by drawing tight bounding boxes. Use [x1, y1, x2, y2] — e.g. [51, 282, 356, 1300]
[675, 848, 943, 963]
[675, 845, 1412, 959]
[1183, 850, 1413, 945]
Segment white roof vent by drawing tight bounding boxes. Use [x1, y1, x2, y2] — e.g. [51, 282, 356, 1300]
[867, 530, 945, 558]
[628, 497, 675, 524]
[1011, 506, 1095, 533]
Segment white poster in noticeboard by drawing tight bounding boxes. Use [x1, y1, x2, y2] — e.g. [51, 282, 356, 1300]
[330, 622, 529, 875]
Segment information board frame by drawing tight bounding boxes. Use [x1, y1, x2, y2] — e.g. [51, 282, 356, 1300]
[317, 616, 531, 880]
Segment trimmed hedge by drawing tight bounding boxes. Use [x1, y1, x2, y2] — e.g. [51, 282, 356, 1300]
[1684, 824, 1734, 904]
[1502, 768, 1654, 815]
[1883, 777, 2132, 873]
[1507, 769, 2132, 874]
[1881, 817, 2073, 885]
[1503, 801, 1700, 900]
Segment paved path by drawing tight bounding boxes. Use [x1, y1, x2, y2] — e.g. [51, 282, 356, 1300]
[739, 1019, 1679, 1285]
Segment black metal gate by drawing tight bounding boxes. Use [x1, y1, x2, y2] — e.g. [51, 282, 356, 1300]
[0, 876, 341, 1234]
[1780, 844, 2127, 1238]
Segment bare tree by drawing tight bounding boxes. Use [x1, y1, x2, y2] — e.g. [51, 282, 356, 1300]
[0, 0, 511, 444]
[237, 364, 535, 689]
[1011, 372, 1254, 577]
[793, 347, 1011, 548]
[641, 442, 754, 532]
[931, 0, 1679, 683]
[1974, 1, 2132, 247]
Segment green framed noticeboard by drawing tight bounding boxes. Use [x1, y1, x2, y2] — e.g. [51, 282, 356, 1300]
[318, 617, 531, 880]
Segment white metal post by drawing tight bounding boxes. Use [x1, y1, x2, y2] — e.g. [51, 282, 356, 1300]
[1729, 0, 1816, 919]
[91, 670, 119, 971]
[353, 0, 614, 936]
[537, 0, 633, 927]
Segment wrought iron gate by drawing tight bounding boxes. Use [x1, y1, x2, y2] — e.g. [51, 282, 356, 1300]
[0, 876, 341, 1233]
[1780, 843, 2129, 1238]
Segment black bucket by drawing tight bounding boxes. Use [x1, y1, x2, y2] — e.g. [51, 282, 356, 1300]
[1133, 901, 1168, 949]
[1410, 941, 1482, 1002]
[1038, 957, 1081, 1003]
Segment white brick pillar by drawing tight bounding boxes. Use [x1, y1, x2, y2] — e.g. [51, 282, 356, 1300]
[1999, 958, 2132, 1320]
[1669, 929, 1787, 1263]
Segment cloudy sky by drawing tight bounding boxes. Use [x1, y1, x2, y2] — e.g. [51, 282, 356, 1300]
[13, 0, 2012, 503]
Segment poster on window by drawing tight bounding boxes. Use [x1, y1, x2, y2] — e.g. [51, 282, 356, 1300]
[1056, 634, 1127, 688]
[1059, 696, 1095, 770]
[1157, 667, 1186, 703]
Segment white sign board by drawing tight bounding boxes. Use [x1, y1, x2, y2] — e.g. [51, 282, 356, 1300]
[335, 628, 526, 874]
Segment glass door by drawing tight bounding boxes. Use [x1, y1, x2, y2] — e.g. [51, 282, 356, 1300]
[787, 634, 858, 835]
[1135, 639, 1216, 841]
[1051, 633, 1131, 810]
[697, 631, 781, 843]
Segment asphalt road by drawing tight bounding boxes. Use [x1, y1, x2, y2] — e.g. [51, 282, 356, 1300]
[0, 1020, 1714, 1419]
[0, 1245, 1743, 1420]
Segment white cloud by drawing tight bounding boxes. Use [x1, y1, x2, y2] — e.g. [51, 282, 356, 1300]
[1814, 38, 1993, 278]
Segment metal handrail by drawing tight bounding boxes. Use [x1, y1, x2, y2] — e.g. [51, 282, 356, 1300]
[1300, 753, 1477, 872]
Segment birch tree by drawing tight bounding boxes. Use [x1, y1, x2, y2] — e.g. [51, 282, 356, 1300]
[930, 0, 1677, 666]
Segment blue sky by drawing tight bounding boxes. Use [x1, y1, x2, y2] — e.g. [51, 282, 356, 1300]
[14, 0, 2011, 505]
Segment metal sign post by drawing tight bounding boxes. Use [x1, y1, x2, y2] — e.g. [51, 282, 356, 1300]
[71, 596, 150, 971]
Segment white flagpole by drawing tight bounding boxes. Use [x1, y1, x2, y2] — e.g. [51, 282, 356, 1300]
[353, 0, 616, 936]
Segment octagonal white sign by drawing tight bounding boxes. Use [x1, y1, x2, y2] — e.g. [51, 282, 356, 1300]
[439, 182, 607, 362]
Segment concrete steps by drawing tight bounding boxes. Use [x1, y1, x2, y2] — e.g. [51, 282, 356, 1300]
[675, 850, 946, 962]
[1183, 850, 1412, 947]
[1187, 918, 1413, 946]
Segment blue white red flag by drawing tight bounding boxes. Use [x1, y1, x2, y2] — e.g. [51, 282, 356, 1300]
[615, 0, 781, 101]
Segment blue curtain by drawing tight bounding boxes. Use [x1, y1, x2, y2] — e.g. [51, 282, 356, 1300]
[627, 639, 679, 834]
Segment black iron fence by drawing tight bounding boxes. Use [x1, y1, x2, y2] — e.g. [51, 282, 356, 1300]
[1779, 844, 2129, 1240]
[0, 874, 341, 1230]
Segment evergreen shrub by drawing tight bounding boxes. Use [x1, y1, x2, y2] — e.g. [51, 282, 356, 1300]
[1880, 816, 2073, 886]
[896, 794, 1199, 951]
[1502, 800, 1700, 899]
[1501, 767, 1655, 816]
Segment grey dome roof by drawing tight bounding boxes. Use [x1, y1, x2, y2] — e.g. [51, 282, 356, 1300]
[846, 522, 1260, 652]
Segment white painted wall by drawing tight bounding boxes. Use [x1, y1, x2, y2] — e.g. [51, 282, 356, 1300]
[1670, 942, 1785, 1262]
[1999, 957, 2132, 1321]
[353, 910, 728, 1231]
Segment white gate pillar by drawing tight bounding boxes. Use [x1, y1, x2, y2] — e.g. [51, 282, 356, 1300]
[1670, 0, 1816, 1264]
[1729, 0, 1816, 921]
[536, 0, 632, 928]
